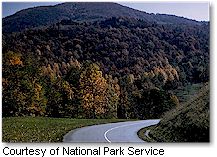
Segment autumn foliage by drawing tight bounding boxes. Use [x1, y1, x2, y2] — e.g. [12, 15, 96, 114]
[2, 16, 208, 119]
[79, 63, 108, 118]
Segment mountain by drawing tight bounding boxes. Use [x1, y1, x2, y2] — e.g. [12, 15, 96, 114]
[2, 2, 209, 121]
[3, 2, 202, 33]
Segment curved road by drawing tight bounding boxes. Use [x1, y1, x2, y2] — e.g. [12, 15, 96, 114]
[63, 119, 160, 143]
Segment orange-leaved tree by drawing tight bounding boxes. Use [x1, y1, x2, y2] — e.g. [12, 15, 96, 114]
[79, 63, 108, 118]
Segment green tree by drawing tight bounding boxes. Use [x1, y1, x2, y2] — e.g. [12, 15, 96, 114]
[44, 77, 74, 118]
[105, 75, 120, 118]
[2, 51, 47, 117]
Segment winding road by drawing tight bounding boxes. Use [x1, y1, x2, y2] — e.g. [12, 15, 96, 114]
[63, 119, 160, 143]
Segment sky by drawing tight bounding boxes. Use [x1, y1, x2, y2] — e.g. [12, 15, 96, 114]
[120, 2, 209, 21]
[2, 2, 61, 17]
[2, 2, 209, 21]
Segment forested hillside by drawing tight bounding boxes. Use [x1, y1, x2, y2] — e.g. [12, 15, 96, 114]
[2, 3, 209, 119]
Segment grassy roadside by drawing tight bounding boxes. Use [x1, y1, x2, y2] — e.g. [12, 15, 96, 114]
[137, 125, 157, 142]
[138, 83, 209, 142]
[173, 83, 204, 103]
[2, 117, 128, 142]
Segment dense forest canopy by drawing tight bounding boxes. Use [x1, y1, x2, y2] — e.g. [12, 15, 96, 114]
[2, 3, 209, 119]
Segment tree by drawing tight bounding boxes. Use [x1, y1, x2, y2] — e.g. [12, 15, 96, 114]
[118, 74, 138, 119]
[2, 51, 47, 117]
[79, 63, 108, 118]
[139, 88, 178, 119]
[105, 75, 120, 118]
[45, 77, 75, 117]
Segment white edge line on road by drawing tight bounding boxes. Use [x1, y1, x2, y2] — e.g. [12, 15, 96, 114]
[104, 121, 152, 143]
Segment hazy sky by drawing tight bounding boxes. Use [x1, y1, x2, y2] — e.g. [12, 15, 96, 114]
[2, 2, 60, 17]
[120, 2, 209, 21]
[2, 2, 209, 21]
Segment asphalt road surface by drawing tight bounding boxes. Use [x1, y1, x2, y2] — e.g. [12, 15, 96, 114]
[63, 119, 160, 143]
